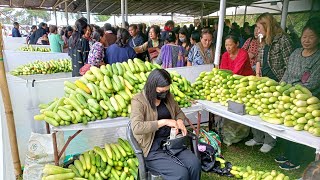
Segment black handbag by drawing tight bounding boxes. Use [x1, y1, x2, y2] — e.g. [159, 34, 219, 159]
[162, 134, 187, 156]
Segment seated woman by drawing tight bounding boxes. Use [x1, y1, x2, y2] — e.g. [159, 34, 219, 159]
[105, 28, 136, 64]
[156, 31, 186, 68]
[130, 69, 201, 180]
[220, 35, 254, 76]
[187, 29, 215, 66]
[276, 17, 320, 170]
[87, 28, 107, 67]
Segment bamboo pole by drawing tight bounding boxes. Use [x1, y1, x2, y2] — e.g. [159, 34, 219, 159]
[0, 23, 22, 178]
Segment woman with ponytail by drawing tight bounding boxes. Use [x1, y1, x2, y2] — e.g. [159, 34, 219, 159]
[105, 28, 137, 64]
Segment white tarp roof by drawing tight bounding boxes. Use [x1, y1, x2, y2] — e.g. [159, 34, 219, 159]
[210, 0, 318, 16]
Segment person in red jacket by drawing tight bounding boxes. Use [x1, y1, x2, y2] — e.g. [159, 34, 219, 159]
[220, 35, 254, 76]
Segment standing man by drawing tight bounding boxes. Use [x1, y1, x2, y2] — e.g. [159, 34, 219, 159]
[161, 20, 175, 42]
[33, 22, 47, 44]
[12, 22, 21, 37]
[128, 24, 145, 61]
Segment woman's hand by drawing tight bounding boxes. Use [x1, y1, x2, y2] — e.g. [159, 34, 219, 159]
[177, 119, 187, 136]
[158, 119, 178, 129]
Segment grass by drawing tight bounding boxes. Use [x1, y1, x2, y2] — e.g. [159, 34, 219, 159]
[200, 137, 315, 180]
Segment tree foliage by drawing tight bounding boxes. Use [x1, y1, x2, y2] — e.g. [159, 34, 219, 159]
[94, 15, 110, 22]
[0, 8, 51, 25]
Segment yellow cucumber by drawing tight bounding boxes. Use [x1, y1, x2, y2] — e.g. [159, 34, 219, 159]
[127, 59, 136, 73]
[113, 75, 123, 90]
[64, 81, 78, 90]
[87, 99, 101, 110]
[105, 144, 113, 159]
[124, 79, 134, 90]
[126, 71, 138, 81]
[105, 100, 116, 112]
[43, 164, 72, 174]
[116, 62, 124, 76]
[111, 79, 120, 92]
[133, 58, 146, 72]
[144, 61, 152, 71]
[105, 64, 113, 77]
[112, 63, 119, 75]
[79, 155, 87, 170]
[93, 146, 107, 162]
[115, 95, 127, 109]
[110, 97, 120, 112]
[66, 98, 84, 115]
[84, 151, 91, 170]
[115, 143, 127, 157]
[75, 80, 91, 94]
[110, 144, 122, 160]
[118, 76, 125, 90]
[90, 66, 104, 81]
[99, 81, 113, 94]
[74, 160, 85, 177]
[76, 88, 93, 100]
[140, 72, 147, 82]
[87, 83, 97, 99]
[57, 109, 72, 121]
[84, 73, 97, 82]
[118, 91, 130, 101]
[99, 100, 109, 111]
[134, 73, 143, 83]
[104, 75, 113, 90]
[123, 73, 136, 86]
[44, 173, 75, 180]
[122, 61, 132, 72]
[124, 87, 133, 99]
[34, 114, 45, 121]
[43, 111, 61, 121]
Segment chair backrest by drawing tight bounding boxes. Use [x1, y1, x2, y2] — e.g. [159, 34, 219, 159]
[126, 122, 148, 180]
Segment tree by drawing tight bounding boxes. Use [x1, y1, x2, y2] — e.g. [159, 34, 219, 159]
[94, 15, 110, 22]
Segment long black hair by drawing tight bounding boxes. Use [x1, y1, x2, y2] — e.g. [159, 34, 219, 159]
[64, 26, 73, 38]
[116, 28, 130, 47]
[144, 69, 172, 109]
[71, 19, 88, 48]
[303, 17, 320, 48]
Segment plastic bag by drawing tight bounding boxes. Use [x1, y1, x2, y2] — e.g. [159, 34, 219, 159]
[199, 128, 221, 156]
[222, 119, 250, 146]
[23, 132, 65, 180]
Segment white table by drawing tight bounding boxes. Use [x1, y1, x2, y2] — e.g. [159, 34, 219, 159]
[50, 104, 204, 165]
[198, 100, 320, 160]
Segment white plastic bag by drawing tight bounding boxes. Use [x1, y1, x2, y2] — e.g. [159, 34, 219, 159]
[23, 132, 65, 180]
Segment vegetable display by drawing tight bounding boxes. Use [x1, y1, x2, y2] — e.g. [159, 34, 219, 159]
[10, 59, 72, 76]
[34, 58, 194, 127]
[42, 138, 138, 180]
[230, 166, 290, 180]
[192, 68, 320, 137]
[19, 46, 51, 52]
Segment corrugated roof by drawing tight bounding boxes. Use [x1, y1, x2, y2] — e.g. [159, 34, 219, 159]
[0, 0, 260, 16]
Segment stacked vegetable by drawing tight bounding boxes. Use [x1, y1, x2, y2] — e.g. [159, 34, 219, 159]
[170, 71, 194, 108]
[230, 166, 290, 180]
[10, 59, 72, 76]
[42, 164, 76, 180]
[34, 58, 194, 127]
[192, 68, 320, 137]
[42, 138, 138, 180]
[19, 46, 51, 52]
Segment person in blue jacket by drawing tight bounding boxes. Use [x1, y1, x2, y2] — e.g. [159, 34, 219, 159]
[105, 28, 136, 64]
[12, 22, 21, 37]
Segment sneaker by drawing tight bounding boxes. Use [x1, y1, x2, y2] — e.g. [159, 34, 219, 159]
[275, 156, 288, 163]
[245, 139, 263, 146]
[260, 144, 273, 153]
[279, 161, 300, 170]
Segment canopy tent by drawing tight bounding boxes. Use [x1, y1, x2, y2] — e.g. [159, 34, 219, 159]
[0, 0, 259, 16]
[210, 0, 319, 16]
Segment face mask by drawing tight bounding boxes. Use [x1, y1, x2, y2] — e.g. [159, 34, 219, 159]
[156, 91, 168, 100]
[179, 38, 186, 42]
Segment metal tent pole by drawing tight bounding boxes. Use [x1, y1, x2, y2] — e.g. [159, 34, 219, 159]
[280, 0, 289, 30]
[125, 0, 128, 22]
[243, 5, 247, 26]
[234, 6, 237, 22]
[54, 9, 58, 26]
[65, 1, 69, 25]
[201, 2, 204, 27]
[214, 0, 226, 67]
[86, 0, 90, 24]
[121, 0, 125, 28]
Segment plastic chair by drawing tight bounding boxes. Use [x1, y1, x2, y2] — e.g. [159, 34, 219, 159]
[126, 122, 200, 180]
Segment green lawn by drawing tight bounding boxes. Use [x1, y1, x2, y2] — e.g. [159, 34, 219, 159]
[200, 138, 315, 180]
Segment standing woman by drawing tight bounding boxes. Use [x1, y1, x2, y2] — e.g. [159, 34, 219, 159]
[70, 19, 90, 77]
[130, 69, 201, 180]
[245, 13, 294, 153]
[242, 25, 260, 72]
[187, 29, 215, 66]
[178, 28, 191, 53]
[135, 25, 164, 63]
[276, 17, 320, 170]
[62, 26, 73, 53]
[156, 31, 186, 68]
[220, 35, 253, 76]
